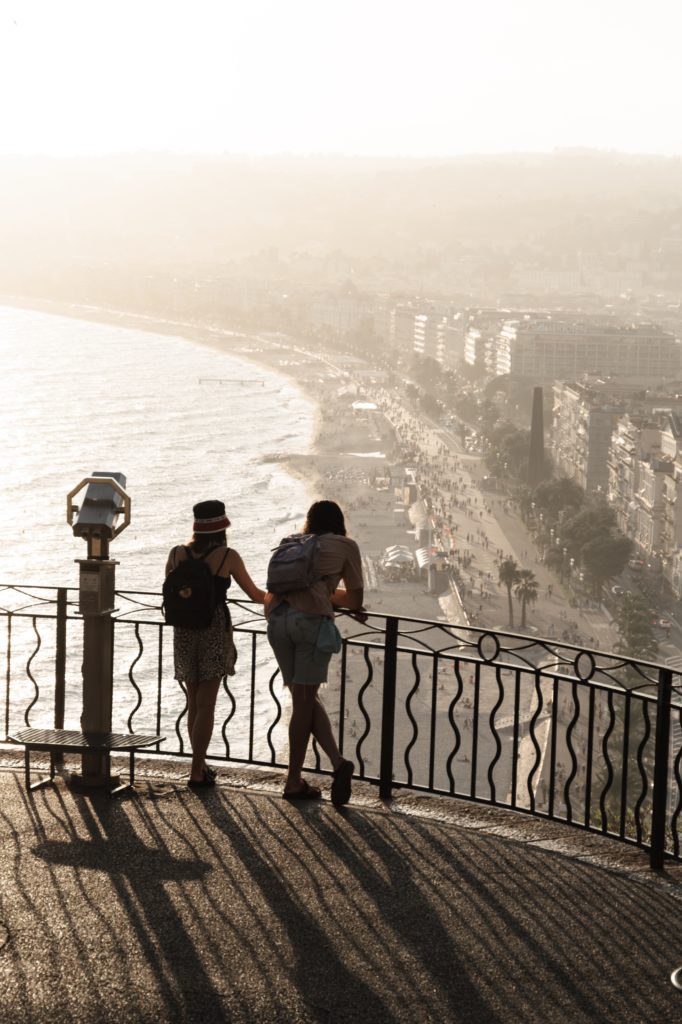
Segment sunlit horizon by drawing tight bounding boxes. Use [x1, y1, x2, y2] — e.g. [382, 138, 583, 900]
[1, 0, 682, 159]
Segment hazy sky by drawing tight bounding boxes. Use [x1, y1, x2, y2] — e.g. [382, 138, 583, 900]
[1, 0, 681, 158]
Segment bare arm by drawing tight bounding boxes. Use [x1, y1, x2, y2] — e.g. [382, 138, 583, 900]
[165, 546, 183, 577]
[228, 550, 266, 604]
[330, 586, 364, 611]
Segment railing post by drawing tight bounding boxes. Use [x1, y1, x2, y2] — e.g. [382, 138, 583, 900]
[379, 616, 399, 800]
[53, 588, 67, 767]
[650, 667, 673, 870]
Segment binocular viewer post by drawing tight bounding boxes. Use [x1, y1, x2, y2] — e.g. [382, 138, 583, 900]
[68, 473, 131, 787]
[68, 470, 130, 561]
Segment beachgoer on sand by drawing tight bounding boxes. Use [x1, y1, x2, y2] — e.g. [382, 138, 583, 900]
[265, 500, 365, 805]
[165, 500, 265, 788]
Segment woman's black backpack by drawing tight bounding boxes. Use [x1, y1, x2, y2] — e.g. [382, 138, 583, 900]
[163, 547, 222, 629]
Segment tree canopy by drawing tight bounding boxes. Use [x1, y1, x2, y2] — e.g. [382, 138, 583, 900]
[531, 477, 585, 519]
[615, 593, 658, 662]
[485, 422, 530, 478]
[581, 534, 633, 593]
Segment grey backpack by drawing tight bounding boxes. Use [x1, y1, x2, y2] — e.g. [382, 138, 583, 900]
[267, 533, 321, 594]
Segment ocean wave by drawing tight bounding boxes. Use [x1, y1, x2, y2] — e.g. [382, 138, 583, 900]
[0, 304, 316, 597]
[270, 511, 303, 525]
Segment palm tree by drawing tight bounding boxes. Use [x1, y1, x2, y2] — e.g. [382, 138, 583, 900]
[514, 569, 539, 629]
[498, 557, 520, 627]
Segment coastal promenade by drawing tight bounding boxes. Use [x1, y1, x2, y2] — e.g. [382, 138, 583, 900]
[375, 389, 618, 651]
[1, 755, 681, 1024]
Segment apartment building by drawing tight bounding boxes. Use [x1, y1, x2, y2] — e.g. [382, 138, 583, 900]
[311, 286, 374, 335]
[391, 305, 418, 355]
[413, 313, 447, 362]
[497, 319, 680, 381]
[606, 411, 682, 593]
[387, 302, 466, 366]
[607, 417, 663, 537]
[463, 308, 525, 375]
[552, 382, 623, 493]
[657, 417, 682, 596]
[442, 312, 467, 367]
[634, 457, 673, 559]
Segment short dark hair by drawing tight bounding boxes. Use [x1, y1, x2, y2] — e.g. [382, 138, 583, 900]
[303, 500, 346, 536]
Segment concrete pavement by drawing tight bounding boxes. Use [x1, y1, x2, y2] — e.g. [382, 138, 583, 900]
[1, 754, 681, 1024]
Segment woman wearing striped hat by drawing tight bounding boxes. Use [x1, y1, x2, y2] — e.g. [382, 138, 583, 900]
[166, 500, 265, 787]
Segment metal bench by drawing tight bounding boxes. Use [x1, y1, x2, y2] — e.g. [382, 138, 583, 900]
[11, 728, 165, 796]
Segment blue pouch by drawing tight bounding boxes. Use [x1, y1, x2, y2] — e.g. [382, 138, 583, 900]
[316, 617, 342, 654]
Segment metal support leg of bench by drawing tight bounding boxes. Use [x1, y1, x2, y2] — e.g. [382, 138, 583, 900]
[25, 747, 56, 792]
[109, 751, 135, 797]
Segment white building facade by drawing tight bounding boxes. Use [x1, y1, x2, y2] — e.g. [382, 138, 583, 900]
[497, 319, 680, 381]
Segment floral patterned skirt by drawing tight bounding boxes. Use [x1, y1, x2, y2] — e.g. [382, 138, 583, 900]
[173, 606, 237, 684]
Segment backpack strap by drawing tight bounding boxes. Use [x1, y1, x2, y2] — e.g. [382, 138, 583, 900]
[197, 546, 230, 575]
[182, 544, 230, 575]
[215, 548, 230, 576]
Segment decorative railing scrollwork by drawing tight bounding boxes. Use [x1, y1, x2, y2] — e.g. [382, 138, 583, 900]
[0, 582, 680, 868]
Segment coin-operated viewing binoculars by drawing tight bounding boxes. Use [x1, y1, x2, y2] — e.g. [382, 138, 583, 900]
[68, 472, 131, 615]
[67, 472, 131, 785]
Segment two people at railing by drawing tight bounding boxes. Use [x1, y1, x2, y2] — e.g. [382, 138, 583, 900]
[166, 498, 364, 805]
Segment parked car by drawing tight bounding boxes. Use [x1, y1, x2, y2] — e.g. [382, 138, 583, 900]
[628, 559, 645, 572]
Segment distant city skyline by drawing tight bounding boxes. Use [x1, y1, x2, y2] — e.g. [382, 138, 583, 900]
[1, 0, 682, 159]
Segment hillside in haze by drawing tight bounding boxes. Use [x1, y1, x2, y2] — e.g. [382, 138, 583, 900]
[2, 151, 682, 295]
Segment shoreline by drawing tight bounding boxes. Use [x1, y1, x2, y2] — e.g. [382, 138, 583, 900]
[0, 294, 328, 481]
[2, 295, 453, 624]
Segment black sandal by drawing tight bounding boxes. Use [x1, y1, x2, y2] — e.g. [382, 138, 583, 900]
[283, 780, 322, 801]
[331, 759, 354, 807]
[188, 774, 216, 789]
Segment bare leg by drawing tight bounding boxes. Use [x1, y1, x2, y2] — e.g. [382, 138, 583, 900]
[311, 696, 343, 770]
[186, 682, 198, 749]
[286, 683, 318, 792]
[189, 676, 221, 781]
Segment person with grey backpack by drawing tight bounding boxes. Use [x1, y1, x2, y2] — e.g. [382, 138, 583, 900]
[265, 499, 365, 805]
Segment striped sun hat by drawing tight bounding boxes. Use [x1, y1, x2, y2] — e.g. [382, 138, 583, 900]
[192, 499, 231, 533]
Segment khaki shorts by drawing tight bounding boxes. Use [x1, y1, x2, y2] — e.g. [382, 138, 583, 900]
[266, 604, 332, 686]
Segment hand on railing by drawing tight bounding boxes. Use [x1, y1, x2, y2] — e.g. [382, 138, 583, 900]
[339, 606, 369, 625]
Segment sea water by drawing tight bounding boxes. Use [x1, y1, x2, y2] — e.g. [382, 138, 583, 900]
[0, 305, 316, 756]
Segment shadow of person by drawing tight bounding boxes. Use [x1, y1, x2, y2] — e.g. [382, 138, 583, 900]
[199, 792, 396, 1024]
[31, 794, 223, 1023]
[304, 806, 502, 1023]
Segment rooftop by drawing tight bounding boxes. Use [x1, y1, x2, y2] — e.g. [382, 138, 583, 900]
[1, 754, 681, 1024]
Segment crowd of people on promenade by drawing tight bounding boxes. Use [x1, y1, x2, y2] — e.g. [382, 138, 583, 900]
[374, 386, 606, 646]
[375, 389, 529, 628]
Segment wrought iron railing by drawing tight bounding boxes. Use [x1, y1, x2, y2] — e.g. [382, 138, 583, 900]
[1, 582, 681, 869]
